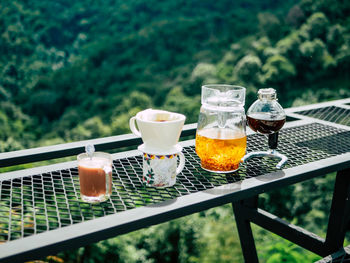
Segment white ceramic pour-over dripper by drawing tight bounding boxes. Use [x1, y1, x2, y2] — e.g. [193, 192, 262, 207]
[130, 109, 186, 153]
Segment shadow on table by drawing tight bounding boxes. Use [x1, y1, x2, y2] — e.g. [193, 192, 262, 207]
[255, 170, 286, 182]
[204, 172, 243, 195]
[147, 198, 178, 207]
[295, 131, 350, 156]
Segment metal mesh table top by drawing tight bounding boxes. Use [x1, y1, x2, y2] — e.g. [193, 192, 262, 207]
[295, 106, 350, 126]
[1, 122, 350, 244]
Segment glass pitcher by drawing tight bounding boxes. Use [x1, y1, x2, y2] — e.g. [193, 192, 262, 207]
[195, 84, 246, 173]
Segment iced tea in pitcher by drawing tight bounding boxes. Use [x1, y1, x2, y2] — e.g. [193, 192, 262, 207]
[196, 128, 246, 172]
[195, 85, 246, 173]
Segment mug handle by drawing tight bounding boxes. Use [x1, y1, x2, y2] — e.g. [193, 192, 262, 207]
[129, 116, 141, 137]
[103, 165, 112, 195]
[176, 152, 185, 174]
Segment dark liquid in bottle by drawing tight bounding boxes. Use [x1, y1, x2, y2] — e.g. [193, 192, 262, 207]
[247, 113, 286, 134]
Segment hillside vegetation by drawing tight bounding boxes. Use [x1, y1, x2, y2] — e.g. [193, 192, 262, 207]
[4, 0, 350, 150]
[1, 0, 350, 262]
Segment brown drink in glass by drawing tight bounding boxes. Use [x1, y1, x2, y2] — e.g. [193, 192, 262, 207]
[247, 113, 286, 134]
[77, 152, 112, 203]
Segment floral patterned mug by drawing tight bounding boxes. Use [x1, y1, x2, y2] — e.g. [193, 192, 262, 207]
[140, 150, 185, 187]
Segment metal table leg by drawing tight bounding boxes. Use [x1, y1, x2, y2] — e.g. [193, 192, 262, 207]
[232, 196, 259, 263]
[232, 168, 350, 262]
[324, 168, 350, 254]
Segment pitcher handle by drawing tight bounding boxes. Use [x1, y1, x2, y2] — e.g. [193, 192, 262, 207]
[129, 117, 141, 137]
[176, 152, 185, 174]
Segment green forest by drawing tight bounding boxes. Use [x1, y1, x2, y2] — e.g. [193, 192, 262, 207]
[1, 0, 350, 262]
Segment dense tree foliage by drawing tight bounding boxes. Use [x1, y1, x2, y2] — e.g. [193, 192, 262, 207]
[1, 0, 349, 150]
[1, 0, 299, 150]
[1, 0, 350, 261]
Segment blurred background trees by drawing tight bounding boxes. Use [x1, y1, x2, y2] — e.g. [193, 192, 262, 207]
[1, 0, 349, 150]
[1, 0, 350, 261]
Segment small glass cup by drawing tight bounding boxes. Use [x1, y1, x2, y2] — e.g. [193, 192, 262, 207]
[77, 152, 112, 203]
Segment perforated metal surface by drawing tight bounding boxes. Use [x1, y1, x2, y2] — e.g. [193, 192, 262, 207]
[296, 106, 350, 126]
[1, 123, 350, 243]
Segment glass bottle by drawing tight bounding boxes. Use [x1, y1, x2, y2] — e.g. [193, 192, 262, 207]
[243, 88, 287, 169]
